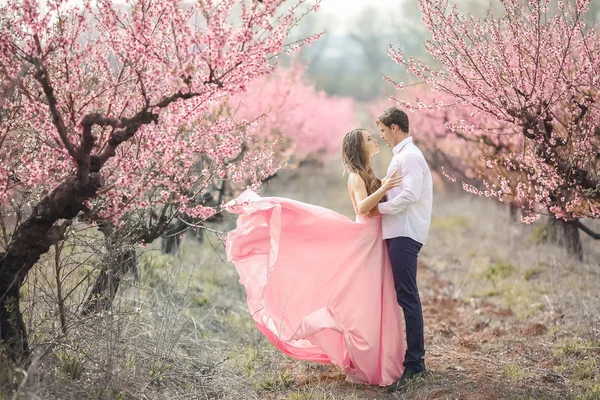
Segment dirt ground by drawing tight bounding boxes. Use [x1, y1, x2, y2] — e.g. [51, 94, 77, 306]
[9, 164, 598, 400]
[207, 166, 600, 400]
[213, 259, 597, 400]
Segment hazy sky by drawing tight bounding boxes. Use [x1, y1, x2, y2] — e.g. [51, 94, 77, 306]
[318, 0, 401, 18]
[4, 0, 406, 34]
[312, 0, 404, 34]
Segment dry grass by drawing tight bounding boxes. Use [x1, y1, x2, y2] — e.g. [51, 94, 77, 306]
[3, 157, 600, 400]
[205, 161, 600, 400]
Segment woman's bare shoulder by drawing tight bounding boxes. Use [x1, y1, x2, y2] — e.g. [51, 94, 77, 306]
[347, 173, 365, 189]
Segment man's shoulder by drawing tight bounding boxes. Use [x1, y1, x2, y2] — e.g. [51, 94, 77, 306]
[400, 144, 425, 160]
[407, 141, 425, 154]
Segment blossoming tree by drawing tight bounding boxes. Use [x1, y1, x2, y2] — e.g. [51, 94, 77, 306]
[0, 0, 322, 359]
[81, 64, 355, 315]
[386, 0, 600, 256]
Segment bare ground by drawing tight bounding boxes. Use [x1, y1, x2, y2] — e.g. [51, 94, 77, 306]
[203, 165, 600, 400]
[6, 162, 599, 400]
[206, 257, 598, 400]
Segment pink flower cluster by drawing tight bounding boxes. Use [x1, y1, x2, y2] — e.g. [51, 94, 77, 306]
[231, 63, 356, 163]
[384, 0, 600, 221]
[0, 0, 325, 227]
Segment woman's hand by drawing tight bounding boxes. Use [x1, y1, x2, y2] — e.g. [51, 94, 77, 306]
[381, 171, 402, 192]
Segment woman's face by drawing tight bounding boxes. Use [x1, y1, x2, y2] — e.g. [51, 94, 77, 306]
[362, 130, 379, 157]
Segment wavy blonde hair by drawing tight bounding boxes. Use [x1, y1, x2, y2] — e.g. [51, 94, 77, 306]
[342, 129, 381, 196]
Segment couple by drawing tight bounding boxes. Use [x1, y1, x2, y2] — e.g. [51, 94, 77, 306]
[225, 107, 433, 391]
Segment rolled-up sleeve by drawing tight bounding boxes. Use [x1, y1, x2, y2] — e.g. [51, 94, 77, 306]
[378, 153, 423, 215]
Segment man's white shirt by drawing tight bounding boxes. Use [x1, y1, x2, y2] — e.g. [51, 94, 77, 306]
[377, 137, 433, 244]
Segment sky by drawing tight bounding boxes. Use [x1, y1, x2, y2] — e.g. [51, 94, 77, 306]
[311, 0, 403, 35]
[0, 0, 405, 35]
[315, 0, 403, 33]
[317, 0, 401, 18]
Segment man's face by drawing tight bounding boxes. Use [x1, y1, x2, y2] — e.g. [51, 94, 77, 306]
[376, 121, 395, 147]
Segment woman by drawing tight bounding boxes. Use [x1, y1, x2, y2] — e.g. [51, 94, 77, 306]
[225, 129, 405, 386]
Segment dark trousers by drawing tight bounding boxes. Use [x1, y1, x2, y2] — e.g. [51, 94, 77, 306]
[387, 236, 425, 372]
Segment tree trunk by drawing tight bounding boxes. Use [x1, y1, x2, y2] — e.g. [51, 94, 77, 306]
[545, 218, 583, 261]
[80, 249, 137, 316]
[545, 218, 559, 243]
[561, 220, 583, 262]
[80, 225, 137, 316]
[0, 259, 29, 360]
[509, 203, 520, 222]
[161, 219, 185, 255]
[0, 174, 99, 360]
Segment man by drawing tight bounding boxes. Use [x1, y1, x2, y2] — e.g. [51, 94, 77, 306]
[371, 106, 433, 392]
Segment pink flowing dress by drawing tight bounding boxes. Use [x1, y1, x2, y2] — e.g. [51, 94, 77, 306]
[225, 190, 405, 386]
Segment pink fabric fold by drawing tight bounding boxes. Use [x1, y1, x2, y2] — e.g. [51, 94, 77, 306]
[225, 190, 405, 386]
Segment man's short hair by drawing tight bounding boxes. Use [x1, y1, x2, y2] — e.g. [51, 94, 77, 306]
[377, 107, 409, 133]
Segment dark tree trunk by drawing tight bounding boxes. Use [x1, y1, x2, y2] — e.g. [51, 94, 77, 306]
[544, 218, 584, 261]
[161, 234, 181, 254]
[80, 249, 137, 316]
[161, 220, 184, 255]
[545, 218, 559, 243]
[561, 220, 583, 262]
[0, 261, 29, 361]
[81, 224, 138, 316]
[0, 222, 71, 360]
[509, 203, 520, 222]
[0, 174, 99, 360]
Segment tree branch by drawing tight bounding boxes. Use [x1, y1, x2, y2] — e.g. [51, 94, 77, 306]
[31, 57, 78, 160]
[574, 220, 600, 240]
[0, 64, 30, 122]
[94, 89, 202, 166]
[96, 110, 158, 166]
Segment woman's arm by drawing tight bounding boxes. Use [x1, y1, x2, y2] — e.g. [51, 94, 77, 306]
[350, 172, 402, 216]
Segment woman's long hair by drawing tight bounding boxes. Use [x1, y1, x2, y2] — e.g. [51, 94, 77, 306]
[342, 129, 381, 196]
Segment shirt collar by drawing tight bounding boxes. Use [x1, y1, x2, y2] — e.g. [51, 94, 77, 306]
[392, 136, 413, 155]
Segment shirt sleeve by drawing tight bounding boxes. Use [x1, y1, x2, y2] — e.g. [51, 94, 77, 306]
[378, 153, 424, 215]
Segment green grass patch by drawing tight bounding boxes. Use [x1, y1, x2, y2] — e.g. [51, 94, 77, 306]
[431, 216, 470, 230]
[528, 224, 553, 244]
[254, 370, 295, 392]
[502, 362, 530, 381]
[524, 266, 544, 281]
[55, 350, 84, 381]
[148, 360, 171, 385]
[484, 261, 516, 281]
[554, 338, 600, 358]
[583, 383, 600, 400]
[233, 345, 264, 377]
[573, 359, 598, 381]
[192, 294, 210, 308]
[287, 390, 337, 400]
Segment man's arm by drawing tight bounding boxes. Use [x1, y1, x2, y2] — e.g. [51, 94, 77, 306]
[378, 153, 424, 215]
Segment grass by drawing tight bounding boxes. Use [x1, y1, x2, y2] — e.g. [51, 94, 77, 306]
[234, 345, 263, 377]
[583, 384, 600, 400]
[572, 359, 597, 381]
[6, 162, 600, 400]
[502, 363, 530, 382]
[528, 224, 553, 244]
[524, 265, 545, 281]
[554, 338, 600, 358]
[287, 391, 336, 400]
[431, 216, 470, 230]
[55, 350, 84, 381]
[484, 261, 516, 281]
[254, 370, 295, 391]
